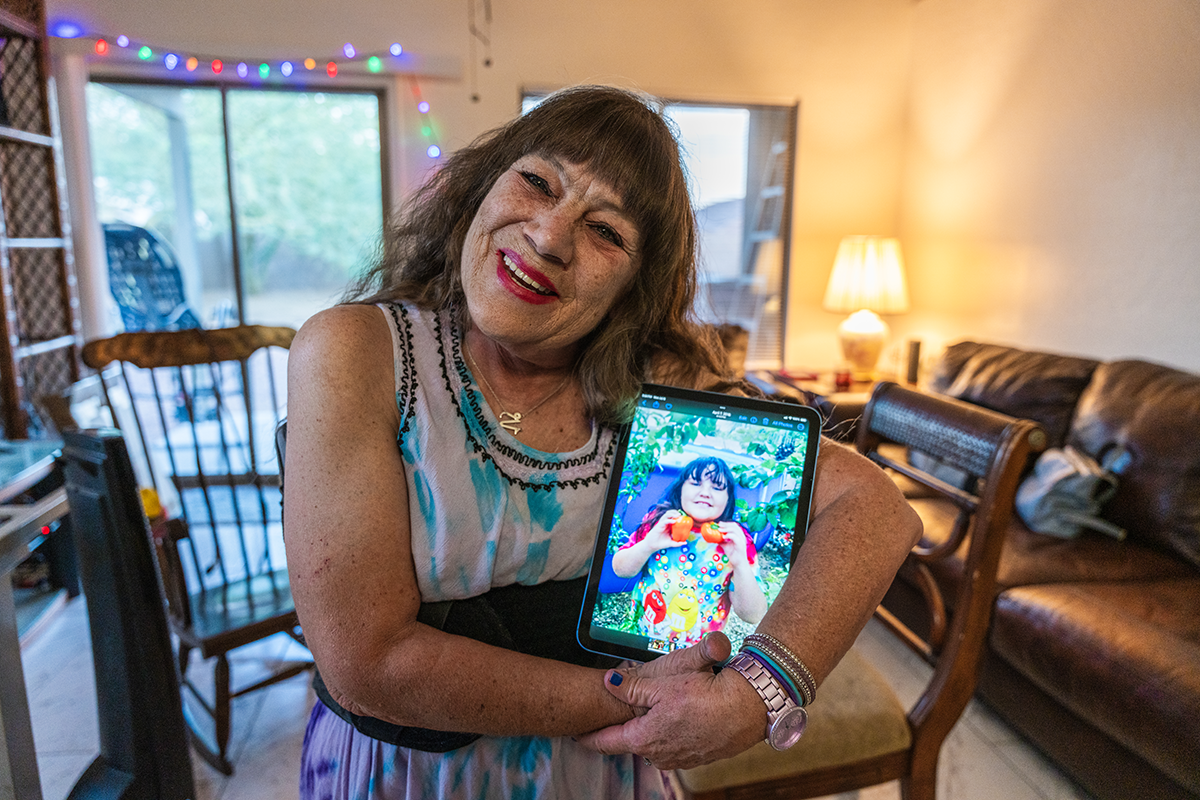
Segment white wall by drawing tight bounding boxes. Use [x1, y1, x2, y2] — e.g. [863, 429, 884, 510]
[51, 0, 1200, 375]
[895, 0, 1200, 374]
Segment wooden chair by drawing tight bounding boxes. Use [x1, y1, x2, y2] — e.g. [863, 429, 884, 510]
[82, 325, 312, 775]
[677, 382, 1046, 800]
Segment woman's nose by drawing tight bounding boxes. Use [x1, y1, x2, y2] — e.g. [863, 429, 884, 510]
[524, 205, 576, 265]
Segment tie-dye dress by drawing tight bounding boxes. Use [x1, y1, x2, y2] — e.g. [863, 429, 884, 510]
[299, 302, 680, 800]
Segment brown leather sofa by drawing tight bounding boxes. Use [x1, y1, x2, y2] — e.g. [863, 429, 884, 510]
[880, 342, 1200, 800]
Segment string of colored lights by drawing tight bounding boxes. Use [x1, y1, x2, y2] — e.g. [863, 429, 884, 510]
[49, 20, 442, 157]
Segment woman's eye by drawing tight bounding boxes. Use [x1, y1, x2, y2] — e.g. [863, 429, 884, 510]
[591, 223, 624, 248]
[520, 171, 552, 195]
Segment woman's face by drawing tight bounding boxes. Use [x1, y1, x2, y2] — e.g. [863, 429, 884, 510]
[679, 467, 730, 523]
[460, 153, 641, 362]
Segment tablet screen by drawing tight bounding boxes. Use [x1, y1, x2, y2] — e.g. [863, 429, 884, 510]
[577, 383, 822, 663]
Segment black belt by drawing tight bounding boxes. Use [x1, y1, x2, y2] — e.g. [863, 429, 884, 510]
[314, 577, 619, 751]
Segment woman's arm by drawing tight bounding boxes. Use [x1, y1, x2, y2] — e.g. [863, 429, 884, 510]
[284, 304, 636, 737]
[578, 438, 922, 767]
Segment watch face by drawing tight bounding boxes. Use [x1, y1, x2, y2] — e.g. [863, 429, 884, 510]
[768, 706, 808, 750]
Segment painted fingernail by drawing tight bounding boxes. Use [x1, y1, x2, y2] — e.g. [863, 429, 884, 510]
[609, 671, 624, 686]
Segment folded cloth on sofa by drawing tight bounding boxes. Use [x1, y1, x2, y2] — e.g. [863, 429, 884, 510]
[1016, 445, 1129, 540]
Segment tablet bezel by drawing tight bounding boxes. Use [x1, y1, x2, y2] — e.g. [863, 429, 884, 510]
[576, 383, 823, 663]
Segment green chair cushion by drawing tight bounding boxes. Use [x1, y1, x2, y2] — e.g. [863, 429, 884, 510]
[678, 644, 911, 793]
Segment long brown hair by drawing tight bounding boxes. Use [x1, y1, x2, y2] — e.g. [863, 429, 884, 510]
[348, 85, 731, 426]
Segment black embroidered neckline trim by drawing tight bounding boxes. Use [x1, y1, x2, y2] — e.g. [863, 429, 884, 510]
[387, 303, 418, 438]
[426, 306, 615, 491]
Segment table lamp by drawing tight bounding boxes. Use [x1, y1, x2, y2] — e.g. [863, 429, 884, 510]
[822, 235, 909, 379]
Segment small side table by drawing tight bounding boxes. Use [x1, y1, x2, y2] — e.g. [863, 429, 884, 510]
[751, 371, 880, 442]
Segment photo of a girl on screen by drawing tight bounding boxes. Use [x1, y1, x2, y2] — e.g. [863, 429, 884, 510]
[609, 456, 767, 647]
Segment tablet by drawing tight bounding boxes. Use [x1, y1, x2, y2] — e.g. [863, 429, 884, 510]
[577, 383, 822, 663]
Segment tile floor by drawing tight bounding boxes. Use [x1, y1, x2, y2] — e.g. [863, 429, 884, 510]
[21, 598, 1096, 800]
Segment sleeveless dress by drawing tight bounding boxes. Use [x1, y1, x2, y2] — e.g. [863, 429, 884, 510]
[299, 302, 681, 800]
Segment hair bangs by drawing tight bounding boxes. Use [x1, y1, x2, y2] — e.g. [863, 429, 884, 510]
[516, 90, 687, 253]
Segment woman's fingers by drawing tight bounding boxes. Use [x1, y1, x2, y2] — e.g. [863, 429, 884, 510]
[579, 659, 764, 769]
[605, 631, 731, 696]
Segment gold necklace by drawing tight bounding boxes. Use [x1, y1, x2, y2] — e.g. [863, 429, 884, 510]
[464, 340, 572, 435]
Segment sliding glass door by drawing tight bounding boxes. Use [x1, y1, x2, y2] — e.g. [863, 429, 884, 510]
[86, 82, 385, 331]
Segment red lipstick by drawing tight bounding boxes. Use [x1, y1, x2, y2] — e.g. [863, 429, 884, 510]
[495, 250, 558, 304]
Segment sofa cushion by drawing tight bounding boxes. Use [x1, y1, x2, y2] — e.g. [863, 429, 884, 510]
[907, 496, 1193, 593]
[1068, 360, 1200, 568]
[930, 342, 1100, 449]
[990, 579, 1200, 794]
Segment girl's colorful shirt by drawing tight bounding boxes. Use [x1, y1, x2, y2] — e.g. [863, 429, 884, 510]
[618, 512, 758, 645]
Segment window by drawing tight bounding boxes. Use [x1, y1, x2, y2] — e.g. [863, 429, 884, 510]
[523, 94, 796, 368]
[86, 82, 387, 331]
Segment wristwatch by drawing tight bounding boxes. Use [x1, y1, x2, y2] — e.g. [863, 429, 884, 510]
[725, 652, 808, 750]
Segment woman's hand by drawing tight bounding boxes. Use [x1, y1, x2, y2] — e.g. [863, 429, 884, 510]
[578, 633, 768, 769]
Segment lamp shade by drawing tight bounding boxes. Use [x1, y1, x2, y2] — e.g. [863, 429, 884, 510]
[822, 236, 910, 315]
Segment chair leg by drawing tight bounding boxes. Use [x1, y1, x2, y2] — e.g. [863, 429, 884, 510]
[214, 654, 232, 764]
[178, 643, 192, 677]
[180, 653, 235, 776]
[901, 759, 938, 800]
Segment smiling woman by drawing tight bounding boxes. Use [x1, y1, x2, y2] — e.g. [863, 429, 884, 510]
[282, 84, 921, 800]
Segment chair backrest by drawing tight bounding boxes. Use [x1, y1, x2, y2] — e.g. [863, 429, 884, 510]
[855, 382, 1046, 750]
[61, 428, 195, 800]
[102, 223, 202, 332]
[81, 326, 296, 609]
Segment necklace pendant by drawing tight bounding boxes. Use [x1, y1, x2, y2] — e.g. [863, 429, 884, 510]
[499, 411, 523, 435]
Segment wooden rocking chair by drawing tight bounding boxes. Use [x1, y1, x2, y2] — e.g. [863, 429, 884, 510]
[82, 325, 313, 775]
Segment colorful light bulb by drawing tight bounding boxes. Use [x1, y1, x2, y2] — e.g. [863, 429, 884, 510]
[212, 59, 223, 74]
[94, 39, 109, 55]
[342, 43, 356, 58]
[259, 63, 270, 78]
[138, 46, 153, 60]
[116, 35, 129, 47]
[186, 57, 198, 72]
[390, 43, 403, 56]
[427, 145, 441, 158]
[281, 61, 293, 77]
[418, 101, 430, 114]
[164, 53, 179, 70]
[367, 56, 382, 73]
[304, 58, 316, 70]
[326, 61, 338, 77]
[50, 21, 84, 38]
[237, 62, 249, 78]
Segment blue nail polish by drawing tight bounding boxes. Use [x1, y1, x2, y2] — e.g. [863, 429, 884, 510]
[609, 671, 624, 686]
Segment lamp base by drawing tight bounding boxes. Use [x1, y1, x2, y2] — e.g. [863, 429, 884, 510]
[837, 309, 888, 379]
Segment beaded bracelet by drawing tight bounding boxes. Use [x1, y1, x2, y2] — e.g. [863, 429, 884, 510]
[744, 643, 812, 707]
[740, 644, 804, 706]
[743, 632, 817, 705]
